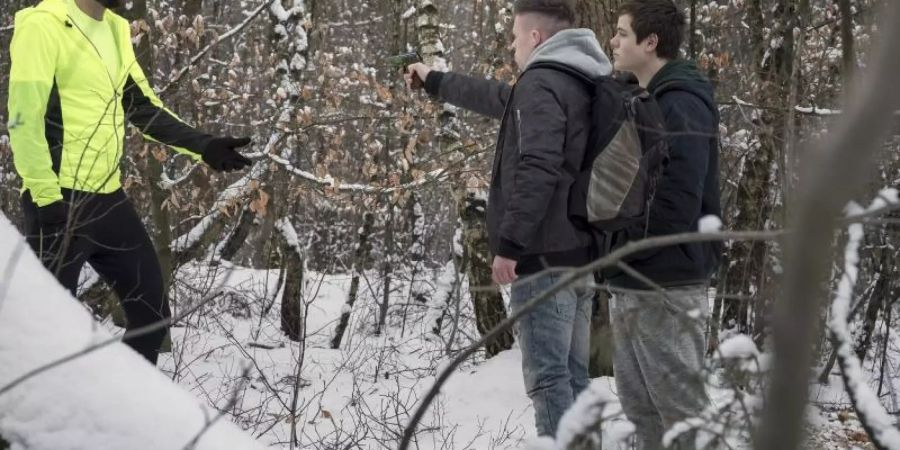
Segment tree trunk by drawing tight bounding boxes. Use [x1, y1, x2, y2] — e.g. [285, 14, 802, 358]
[461, 192, 515, 357]
[218, 204, 256, 262]
[332, 212, 374, 349]
[416, 0, 513, 356]
[576, 0, 623, 55]
[588, 291, 614, 377]
[717, 0, 795, 345]
[376, 204, 395, 336]
[838, 0, 855, 79]
[689, 0, 699, 60]
[854, 230, 895, 361]
[276, 220, 305, 342]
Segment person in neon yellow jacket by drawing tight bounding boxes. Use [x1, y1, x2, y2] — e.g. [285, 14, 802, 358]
[7, 0, 252, 364]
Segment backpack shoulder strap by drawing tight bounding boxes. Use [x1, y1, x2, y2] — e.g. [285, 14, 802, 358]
[526, 61, 595, 86]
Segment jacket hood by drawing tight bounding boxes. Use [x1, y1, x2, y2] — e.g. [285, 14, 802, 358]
[525, 28, 613, 78]
[647, 59, 716, 112]
[18, 0, 119, 25]
[18, 0, 68, 22]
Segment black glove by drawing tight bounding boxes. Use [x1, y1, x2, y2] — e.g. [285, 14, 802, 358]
[36, 201, 69, 232]
[202, 136, 252, 172]
[33, 201, 71, 264]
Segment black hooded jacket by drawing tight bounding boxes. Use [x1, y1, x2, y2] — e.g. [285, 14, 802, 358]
[606, 60, 723, 288]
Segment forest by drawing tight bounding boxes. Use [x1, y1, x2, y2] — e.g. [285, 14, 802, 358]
[1, 0, 899, 448]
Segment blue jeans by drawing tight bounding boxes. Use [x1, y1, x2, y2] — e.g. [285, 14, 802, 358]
[510, 271, 593, 436]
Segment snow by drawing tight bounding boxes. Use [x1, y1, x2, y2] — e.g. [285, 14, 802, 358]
[269, 0, 303, 22]
[401, 6, 417, 20]
[556, 378, 633, 449]
[698, 214, 723, 233]
[275, 218, 303, 258]
[795, 105, 842, 115]
[0, 213, 263, 450]
[716, 334, 759, 359]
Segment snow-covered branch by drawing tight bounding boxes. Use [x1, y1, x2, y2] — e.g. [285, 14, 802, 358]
[554, 381, 632, 449]
[266, 152, 453, 193]
[274, 218, 303, 259]
[170, 134, 279, 254]
[830, 189, 900, 450]
[730, 96, 900, 116]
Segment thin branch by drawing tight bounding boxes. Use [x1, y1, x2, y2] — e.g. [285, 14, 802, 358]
[157, 0, 277, 95]
[181, 365, 253, 450]
[159, 162, 201, 190]
[263, 141, 473, 194]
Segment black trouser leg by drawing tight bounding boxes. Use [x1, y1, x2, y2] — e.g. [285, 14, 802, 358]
[86, 192, 169, 365]
[22, 189, 170, 365]
[21, 191, 88, 296]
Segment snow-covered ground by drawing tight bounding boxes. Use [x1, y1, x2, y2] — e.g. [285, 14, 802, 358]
[0, 209, 895, 449]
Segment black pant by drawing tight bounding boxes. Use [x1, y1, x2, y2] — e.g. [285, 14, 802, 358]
[22, 189, 170, 364]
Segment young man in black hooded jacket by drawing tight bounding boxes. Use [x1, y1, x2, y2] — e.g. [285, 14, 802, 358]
[606, 1, 722, 449]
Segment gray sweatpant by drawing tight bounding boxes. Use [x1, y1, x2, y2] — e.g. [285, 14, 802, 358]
[609, 285, 710, 450]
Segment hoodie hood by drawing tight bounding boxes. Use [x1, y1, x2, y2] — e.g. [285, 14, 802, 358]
[647, 59, 716, 112]
[525, 28, 613, 78]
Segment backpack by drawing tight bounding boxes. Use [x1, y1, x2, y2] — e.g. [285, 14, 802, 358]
[528, 62, 670, 237]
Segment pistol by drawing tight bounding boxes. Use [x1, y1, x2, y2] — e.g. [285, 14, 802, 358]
[387, 51, 424, 88]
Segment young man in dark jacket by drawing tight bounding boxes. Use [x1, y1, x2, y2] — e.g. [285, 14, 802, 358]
[607, 1, 721, 448]
[405, 0, 612, 436]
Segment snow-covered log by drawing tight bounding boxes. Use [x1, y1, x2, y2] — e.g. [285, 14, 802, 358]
[0, 214, 262, 450]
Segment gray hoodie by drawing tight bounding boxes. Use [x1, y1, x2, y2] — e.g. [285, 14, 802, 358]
[424, 28, 609, 272]
[526, 28, 612, 78]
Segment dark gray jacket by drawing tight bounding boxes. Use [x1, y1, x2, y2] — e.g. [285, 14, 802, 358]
[424, 29, 612, 273]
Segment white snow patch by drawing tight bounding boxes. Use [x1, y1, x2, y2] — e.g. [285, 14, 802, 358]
[698, 215, 723, 233]
[0, 214, 263, 450]
[717, 334, 759, 359]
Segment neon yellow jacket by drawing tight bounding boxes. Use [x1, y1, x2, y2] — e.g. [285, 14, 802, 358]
[7, 0, 210, 207]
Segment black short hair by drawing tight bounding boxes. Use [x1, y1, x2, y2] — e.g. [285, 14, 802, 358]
[618, 0, 685, 60]
[513, 0, 576, 27]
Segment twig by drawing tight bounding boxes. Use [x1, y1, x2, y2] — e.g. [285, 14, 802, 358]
[181, 365, 253, 450]
[158, 0, 277, 95]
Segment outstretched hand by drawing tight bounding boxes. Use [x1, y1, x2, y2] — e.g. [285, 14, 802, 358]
[202, 136, 252, 172]
[404, 63, 432, 90]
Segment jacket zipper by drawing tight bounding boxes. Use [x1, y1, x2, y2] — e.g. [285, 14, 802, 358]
[66, 15, 119, 90]
[516, 109, 523, 154]
[66, 15, 124, 188]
